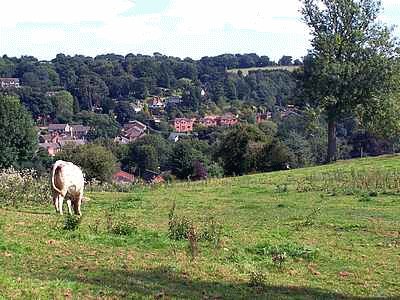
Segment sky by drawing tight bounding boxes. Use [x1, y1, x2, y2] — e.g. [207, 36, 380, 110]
[0, 0, 399, 61]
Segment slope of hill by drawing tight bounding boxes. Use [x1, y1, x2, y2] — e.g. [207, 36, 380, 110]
[1, 155, 400, 298]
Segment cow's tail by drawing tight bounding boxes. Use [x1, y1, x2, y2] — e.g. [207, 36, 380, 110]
[51, 161, 63, 194]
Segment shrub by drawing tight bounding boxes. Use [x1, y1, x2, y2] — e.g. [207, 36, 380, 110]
[105, 211, 137, 236]
[187, 225, 199, 260]
[248, 270, 267, 289]
[200, 217, 223, 248]
[63, 215, 82, 231]
[168, 201, 191, 240]
[0, 168, 51, 206]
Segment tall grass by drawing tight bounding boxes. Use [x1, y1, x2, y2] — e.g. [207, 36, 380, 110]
[0, 168, 50, 206]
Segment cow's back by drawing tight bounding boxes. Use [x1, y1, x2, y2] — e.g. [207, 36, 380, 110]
[53, 161, 84, 196]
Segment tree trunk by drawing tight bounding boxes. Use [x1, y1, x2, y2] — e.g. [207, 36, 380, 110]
[327, 119, 337, 163]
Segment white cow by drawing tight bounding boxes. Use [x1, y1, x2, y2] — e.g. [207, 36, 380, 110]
[51, 160, 85, 215]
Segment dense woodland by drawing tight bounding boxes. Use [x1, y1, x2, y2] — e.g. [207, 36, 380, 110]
[0, 50, 398, 181]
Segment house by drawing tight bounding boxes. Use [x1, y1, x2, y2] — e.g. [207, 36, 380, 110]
[165, 96, 182, 107]
[142, 170, 164, 184]
[114, 136, 130, 144]
[58, 139, 86, 148]
[131, 101, 143, 113]
[48, 123, 72, 135]
[0, 78, 20, 89]
[173, 118, 196, 133]
[280, 105, 298, 118]
[39, 133, 59, 143]
[199, 115, 219, 127]
[123, 120, 147, 132]
[219, 113, 239, 126]
[112, 170, 135, 184]
[256, 112, 272, 123]
[70, 125, 91, 139]
[38, 142, 61, 156]
[122, 120, 147, 142]
[168, 132, 189, 142]
[149, 96, 165, 109]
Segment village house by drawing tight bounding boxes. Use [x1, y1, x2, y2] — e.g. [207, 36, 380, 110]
[198, 114, 239, 128]
[112, 170, 135, 184]
[149, 96, 165, 109]
[70, 124, 91, 139]
[48, 123, 72, 135]
[165, 96, 182, 107]
[121, 120, 147, 142]
[219, 113, 239, 126]
[131, 101, 143, 113]
[142, 170, 164, 184]
[280, 105, 298, 118]
[173, 118, 196, 133]
[199, 115, 219, 127]
[38, 142, 61, 157]
[256, 112, 272, 123]
[168, 132, 189, 142]
[0, 78, 20, 89]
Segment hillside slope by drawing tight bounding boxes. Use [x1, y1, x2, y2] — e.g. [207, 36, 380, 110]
[1, 155, 400, 299]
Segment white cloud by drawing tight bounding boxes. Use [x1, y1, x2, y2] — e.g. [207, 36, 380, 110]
[165, 0, 307, 35]
[0, 0, 398, 60]
[0, 0, 133, 27]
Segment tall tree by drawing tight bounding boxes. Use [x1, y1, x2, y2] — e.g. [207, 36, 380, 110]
[300, 0, 400, 162]
[0, 95, 37, 168]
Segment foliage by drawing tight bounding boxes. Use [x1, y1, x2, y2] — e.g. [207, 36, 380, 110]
[0, 95, 37, 168]
[63, 215, 82, 231]
[0, 167, 50, 206]
[300, 0, 400, 161]
[74, 111, 120, 140]
[56, 144, 117, 182]
[49, 90, 74, 122]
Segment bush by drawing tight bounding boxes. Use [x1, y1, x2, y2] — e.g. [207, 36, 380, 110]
[63, 215, 82, 231]
[0, 168, 51, 206]
[56, 144, 117, 182]
[168, 201, 191, 240]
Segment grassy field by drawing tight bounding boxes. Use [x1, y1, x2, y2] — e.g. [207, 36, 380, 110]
[1, 155, 400, 299]
[227, 66, 301, 75]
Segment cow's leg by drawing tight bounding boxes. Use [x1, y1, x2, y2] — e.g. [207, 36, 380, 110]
[75, 193, 83, 216]
[66, 198, 73, 215]
[58, 195, 65, 215]
[53, 193, 59, 213]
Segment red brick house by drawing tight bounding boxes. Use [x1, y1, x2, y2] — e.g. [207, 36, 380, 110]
[199, 115, 219, 127]
[219, 113, 239, 126]
[173, 118, 196, 133]
[112, 170, 135, 184]
[256, 112, 272, 123]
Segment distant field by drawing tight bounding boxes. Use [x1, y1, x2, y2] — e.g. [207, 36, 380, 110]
[227, 65, 301, 75]
[1, 155, 400, 299]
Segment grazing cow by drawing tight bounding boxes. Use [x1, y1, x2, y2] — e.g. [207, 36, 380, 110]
[51, 160, 85, 215]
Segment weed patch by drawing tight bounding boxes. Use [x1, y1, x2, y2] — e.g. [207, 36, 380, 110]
[249, 241, 318, 260]
[63, 215, 82, 231]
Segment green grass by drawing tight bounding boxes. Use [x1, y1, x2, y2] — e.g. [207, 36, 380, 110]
[227, 65, 301, 75]
[1, 155, 400, 299]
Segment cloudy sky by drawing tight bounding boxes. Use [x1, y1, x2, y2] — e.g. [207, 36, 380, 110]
[1, 0, 399, 61]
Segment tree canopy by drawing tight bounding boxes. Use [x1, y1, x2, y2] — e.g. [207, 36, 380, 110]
[300, 0, 400, 162]
[0, 95, 37, 168]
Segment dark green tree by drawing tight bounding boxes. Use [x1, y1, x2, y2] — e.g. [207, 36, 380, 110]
[0, 95, 37, 168]
[215, 124, 266, 175]
[56, 144, 117, 182]
[75, 111, 120, 140]
[300, 0, 400, 162]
